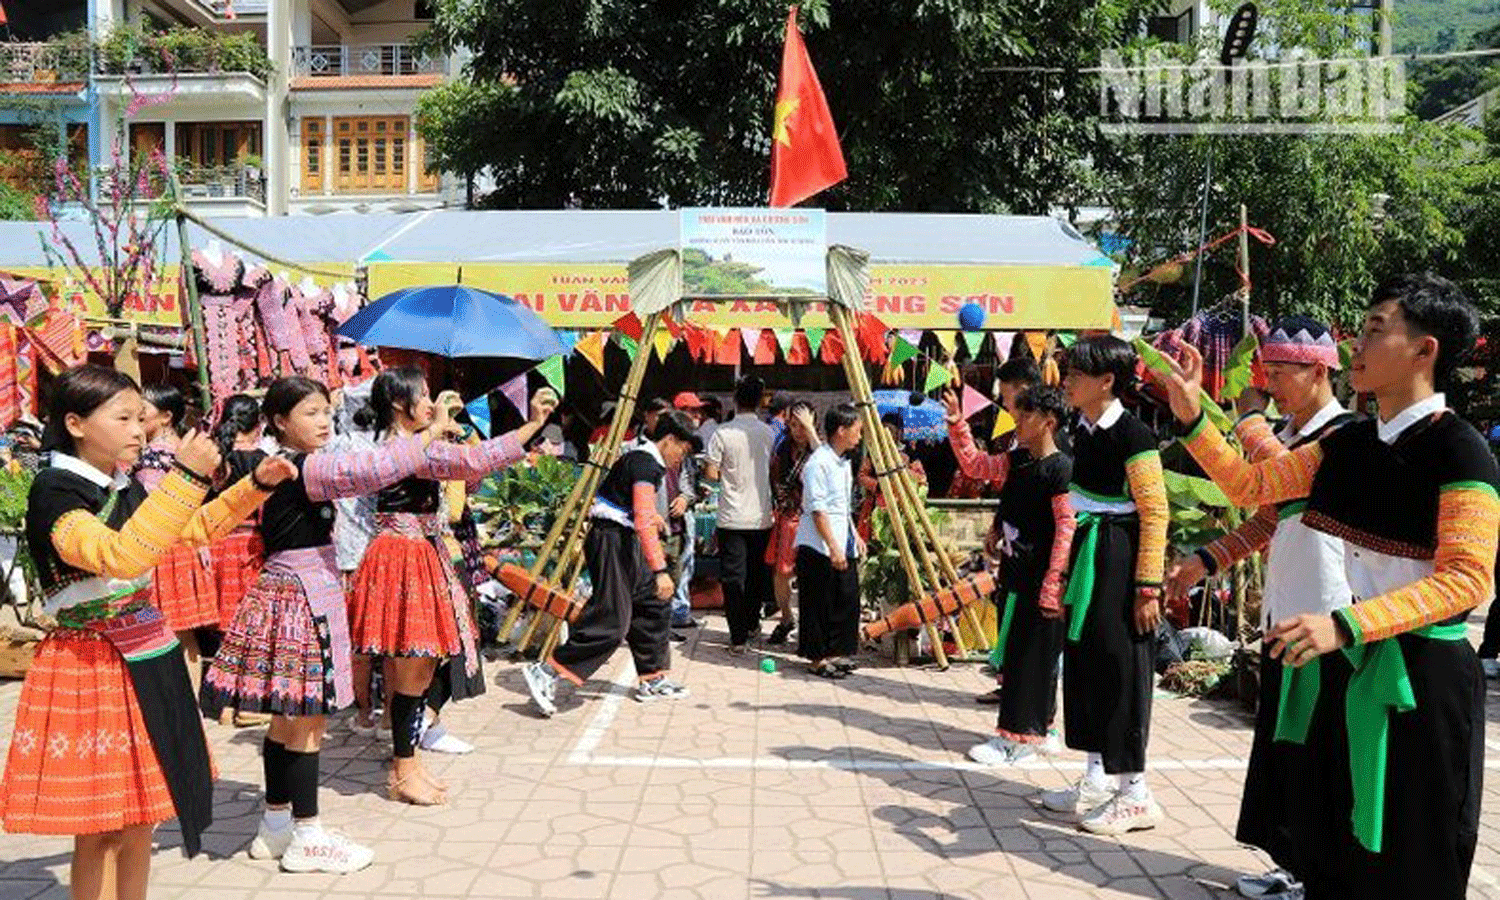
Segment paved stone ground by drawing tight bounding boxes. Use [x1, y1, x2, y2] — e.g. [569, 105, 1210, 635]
[2, 612, 1499, 900]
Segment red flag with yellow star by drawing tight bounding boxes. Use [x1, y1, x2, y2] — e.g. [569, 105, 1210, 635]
[768, 6, 846, 207]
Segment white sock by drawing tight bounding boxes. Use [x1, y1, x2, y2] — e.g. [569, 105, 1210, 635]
[1084, 753, 1108, 788]
[1118, 771, 1149, 800]
[262, 807, 291, 831]
[292, 817, 322, 837]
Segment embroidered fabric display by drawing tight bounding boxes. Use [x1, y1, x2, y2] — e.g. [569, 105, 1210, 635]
[1154, 300, 1269, 400]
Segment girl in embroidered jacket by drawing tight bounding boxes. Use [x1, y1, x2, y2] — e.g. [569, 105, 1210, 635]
[204, 376, 472, 874]
[132, 382, 222, 700]
[346, 368, 555, 807]
[2, 365, 292, 900]
[1040, 336, 1170, 835]
[1153, 274, 1499, 900]
[943, 384, 1075, 765]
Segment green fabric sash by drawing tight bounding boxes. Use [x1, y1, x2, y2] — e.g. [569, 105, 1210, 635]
[1272, 621, 1469, 853]
[1060, 512, 1101, 643]
[993, 591, 1018, 667]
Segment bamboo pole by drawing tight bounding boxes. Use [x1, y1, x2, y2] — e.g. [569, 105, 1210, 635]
[499, 313, 663, 652]
[172, 197, 213, 414]
[830, 306, 949, 668]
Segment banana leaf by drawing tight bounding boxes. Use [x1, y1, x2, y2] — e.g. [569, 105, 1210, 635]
[1221, 330, 1259, 401]
[1134, 338, 1234, 434]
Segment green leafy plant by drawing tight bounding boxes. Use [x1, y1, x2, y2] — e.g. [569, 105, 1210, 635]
[0, 465, 32, 532]
[858, 502, 949, 617]
[469, 456, 580, 550]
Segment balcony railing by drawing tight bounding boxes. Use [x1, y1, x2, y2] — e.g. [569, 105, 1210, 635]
[178, 164, 266, 204]
[0, 42, 91, 84]
[291, 44, 447, 79]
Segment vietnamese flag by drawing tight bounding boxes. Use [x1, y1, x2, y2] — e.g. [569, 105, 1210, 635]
[768, 6, 847, 207]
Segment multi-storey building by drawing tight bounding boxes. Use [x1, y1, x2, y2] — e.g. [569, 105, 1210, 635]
[0, 0, 461, 217]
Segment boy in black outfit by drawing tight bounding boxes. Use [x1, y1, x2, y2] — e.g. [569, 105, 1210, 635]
[524, 410, 701, 715]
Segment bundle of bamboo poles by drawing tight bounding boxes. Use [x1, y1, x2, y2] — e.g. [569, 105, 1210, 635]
[827, 305, 992, 669]
[494, 312, 664, 660]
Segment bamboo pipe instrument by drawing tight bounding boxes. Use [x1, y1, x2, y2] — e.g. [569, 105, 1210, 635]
[863, 571, 996, 640]
[498, 313, 663, 651]
[830, 307, 949, 667]
[831, 306, 991, 654]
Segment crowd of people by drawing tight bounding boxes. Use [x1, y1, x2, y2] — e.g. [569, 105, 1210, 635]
[0, 271, 1496, 900]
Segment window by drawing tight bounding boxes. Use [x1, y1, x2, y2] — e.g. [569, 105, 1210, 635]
[332, 116, 409, 193]
[176, 121, 261, 169]
[1147, 8, 1196, 43]
[302, 118, 324, 193]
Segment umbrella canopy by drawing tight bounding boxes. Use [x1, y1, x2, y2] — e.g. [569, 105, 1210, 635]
[871, 389, 947, 444]
[336, 284, 566, 360]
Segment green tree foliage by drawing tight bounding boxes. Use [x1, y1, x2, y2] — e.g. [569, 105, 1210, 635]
[415, 0, 1159, 212]
[1406, 22, 1500, 120]
[680, 248, 775, 295]
[1101, 1, 1500, 328]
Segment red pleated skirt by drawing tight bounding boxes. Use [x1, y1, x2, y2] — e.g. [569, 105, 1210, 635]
[210, 529, 265, 631]
[149, 545, 219, 632]
[0, 629, 176, 835]
[348, 534, 466, 658]
[764, 511, 801, 577]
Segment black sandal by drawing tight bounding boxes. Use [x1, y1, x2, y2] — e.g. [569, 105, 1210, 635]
[809, 662, 847, 679]
[831, 659, 859, 673]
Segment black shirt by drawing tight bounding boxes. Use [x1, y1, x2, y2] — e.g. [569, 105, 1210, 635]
[1069, 409, 1157, 504]
[26, 466, 145, 595]
[995, 449, 1073, 592]
[259, 453, 338, 554]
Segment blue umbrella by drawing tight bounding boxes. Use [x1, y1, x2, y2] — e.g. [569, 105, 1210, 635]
[336, 284, 566, 360]
[871, 390, 948, 444]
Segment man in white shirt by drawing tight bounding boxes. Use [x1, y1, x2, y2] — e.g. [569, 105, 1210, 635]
[703, 376, 776, 652]
[794, 403, 864, 678]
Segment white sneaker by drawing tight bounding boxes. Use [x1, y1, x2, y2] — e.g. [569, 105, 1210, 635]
[348, 714, 378, 739]
[419, 722, 474, 754]
[968, 737, 1019, 766]
[279, 825, 374, 874]
[1482, 659, 1500, 679]
[247, 820, 293, 860]
[1039, 777, 1114, 815]
[634, 676, 690, 703]
[374, 724, 392, 743]
[1237, 869, 1303, 897]
[1040, 729, 1064, 755]
[523, 662, 558, 718]
[1078, 791, 1164, 835]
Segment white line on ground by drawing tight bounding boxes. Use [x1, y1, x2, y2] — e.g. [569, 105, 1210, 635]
[566, 658, 638, 764]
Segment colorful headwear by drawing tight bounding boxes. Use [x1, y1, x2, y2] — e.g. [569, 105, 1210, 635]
[1261, 315, 1340, 369]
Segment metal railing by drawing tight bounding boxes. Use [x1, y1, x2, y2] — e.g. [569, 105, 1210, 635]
[291, 44, 447, 79]
[0, 42, 91, 84]
[177, 163, 266, 204]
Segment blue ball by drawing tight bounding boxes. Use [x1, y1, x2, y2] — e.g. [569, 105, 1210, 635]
[958, 302, 986, 332]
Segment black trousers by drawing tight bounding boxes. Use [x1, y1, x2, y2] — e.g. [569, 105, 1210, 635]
[1061, 515, 1153, 774]
[719, 527, 772, 646]
[1477, 593, 1500, 658]
[794, 546, 860, 662]
[1235, 644, 1311, 878]
[996, 581, 1064, 741]
[551, 524, 671, 683]
[1296, 635, 1483, 900]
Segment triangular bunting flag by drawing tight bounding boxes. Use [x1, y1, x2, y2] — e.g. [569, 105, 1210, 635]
[577, 331, 607, 374]
[961, 330, 986, 359]
[820, 329, 844, 363]
[962, 384, 993, 419]
[804, 327, 826, 358]
[498, 375, 527, 419]
[992, 331, 1016, 360]
[1056, 332, 1077, 348]
[934, 330, 958, 360]
[558, 330, 580, 351]
[682, 325, 705, 361]
[715, 329, 741, 366]
[889, 336, 919, 367]
[991, 409, 1016, 439]
[1024, 331, 1047, 360]
[742, 327, 761, 358]
[899, 329, 922, 347]
[753, 331, 777, 365]
[923, 362, 954, 393]
[653, 330, 674, 362]
[613, 312, 644, 343]
[774, 329, 795, 359]
[464, 394, 492, 438]
[536, 355, 566, 396]
[618, 333, 639, 362]
[787, 331, 812, 365]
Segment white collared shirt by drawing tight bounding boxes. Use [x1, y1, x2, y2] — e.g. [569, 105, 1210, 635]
[795, 444, 855, 558]
[1376, 392, 1446, 444]
[1078, 398, 1124, 434]
[1256, 400, 1352, 626]
[51, 452, 131, 492]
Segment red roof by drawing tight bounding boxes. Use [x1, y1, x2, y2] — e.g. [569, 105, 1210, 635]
[0, 82, 86, 94]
